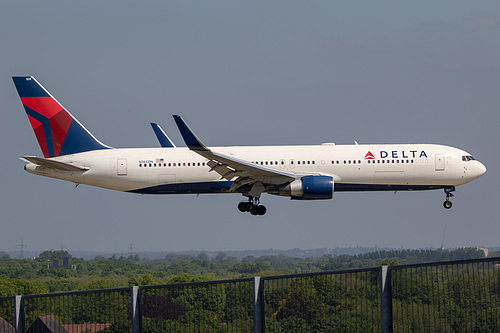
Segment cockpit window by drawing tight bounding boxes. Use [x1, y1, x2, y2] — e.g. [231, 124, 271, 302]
[462, 155, 476, 162]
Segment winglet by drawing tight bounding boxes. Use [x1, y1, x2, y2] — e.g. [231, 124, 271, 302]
[172, 115, 209, 151]
[150, 123, 176, 148]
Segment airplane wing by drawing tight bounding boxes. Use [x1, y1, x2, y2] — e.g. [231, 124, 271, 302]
[21, 156, 89, 172]
[150, 123, 176, 148]
[172, 115, 296, 192]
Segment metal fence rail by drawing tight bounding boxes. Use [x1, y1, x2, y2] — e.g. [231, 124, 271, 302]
[390, 257, 500, 333]
[0, 257, 499, 332]
[261, 268, 381, 332]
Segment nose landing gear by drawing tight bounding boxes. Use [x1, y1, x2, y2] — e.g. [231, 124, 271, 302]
[443, 187, 455, 209]
[238, 197, 267, 215]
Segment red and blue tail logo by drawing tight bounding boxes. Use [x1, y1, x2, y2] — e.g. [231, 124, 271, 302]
[13, 76, 110, 158]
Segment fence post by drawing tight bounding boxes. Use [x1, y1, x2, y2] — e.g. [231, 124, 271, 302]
[131, 286, 141, 333]
[380, 265, 393, 333]
[14, 295, 23, 333]
[253, 276, 264, 333]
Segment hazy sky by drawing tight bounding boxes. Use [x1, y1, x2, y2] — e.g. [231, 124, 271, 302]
[1, 1, 499, 255]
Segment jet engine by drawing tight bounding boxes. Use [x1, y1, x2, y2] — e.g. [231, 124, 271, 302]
[271, 175, 334, 200]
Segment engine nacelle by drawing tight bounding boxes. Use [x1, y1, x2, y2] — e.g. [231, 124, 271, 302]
[273, 175, 334, 200]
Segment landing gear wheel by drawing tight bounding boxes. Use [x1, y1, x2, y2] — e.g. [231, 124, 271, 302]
[238, 197, 267, 215]
[238, 202, 252, 212]
[255, 205, 267, 215]
[443, 187, 455, 210]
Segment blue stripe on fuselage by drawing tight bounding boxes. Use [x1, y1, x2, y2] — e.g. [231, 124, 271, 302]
[128, 181, 239, 194]
[128, 182, 445, 195]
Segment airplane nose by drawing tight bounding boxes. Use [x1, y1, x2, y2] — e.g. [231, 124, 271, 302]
[478, 162, 486, 177]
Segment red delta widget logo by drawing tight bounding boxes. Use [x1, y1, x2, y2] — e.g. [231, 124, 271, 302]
[364, 151, 375, 159]
[364, 150, 428, 159]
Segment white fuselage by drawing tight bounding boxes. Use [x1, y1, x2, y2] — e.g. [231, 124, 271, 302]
[24, 143, 486, 196]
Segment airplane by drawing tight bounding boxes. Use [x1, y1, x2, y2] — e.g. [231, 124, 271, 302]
[13, 76, 486, 216]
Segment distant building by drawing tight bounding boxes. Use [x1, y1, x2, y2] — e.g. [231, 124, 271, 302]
[63, 323, 112, 333]
[478, 248, 489, 257]
[26, 315, 68, 333]
[48, 257, 76, 270]
[0, 317, 14, 333]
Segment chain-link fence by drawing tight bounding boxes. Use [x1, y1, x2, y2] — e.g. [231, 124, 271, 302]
[140, 278, 254, 332]
[391, 257, 500, 333]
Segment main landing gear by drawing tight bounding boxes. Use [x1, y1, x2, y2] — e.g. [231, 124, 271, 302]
[238, 197, 267, 216]
[443, 187, 455, 209]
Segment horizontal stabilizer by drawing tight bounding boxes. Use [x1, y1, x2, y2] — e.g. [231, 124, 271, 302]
[21, 156, 88, 172]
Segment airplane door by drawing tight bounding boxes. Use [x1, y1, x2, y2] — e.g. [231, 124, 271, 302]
[117, 158, 127, 175]
[435, 155, 445, 171]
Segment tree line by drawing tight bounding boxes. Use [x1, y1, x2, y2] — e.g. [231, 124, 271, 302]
[0, 247, 492, 297]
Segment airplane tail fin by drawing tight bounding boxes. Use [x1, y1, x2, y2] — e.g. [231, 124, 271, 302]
[13, 76, 110, 158]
